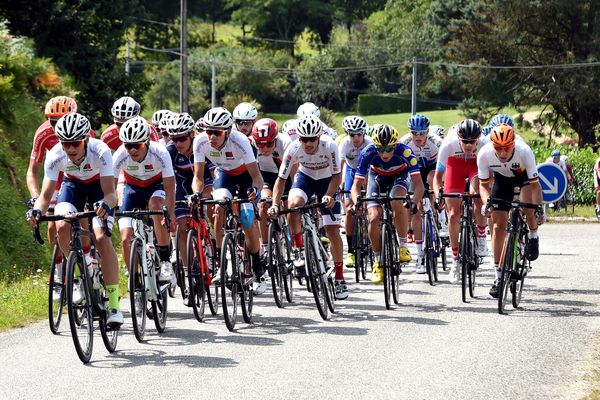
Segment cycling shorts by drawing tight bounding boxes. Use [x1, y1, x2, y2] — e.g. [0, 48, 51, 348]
[343, 166, 357, 200]
[490, 171, 530, 212]
[444, 157, 478, 194]
[212, 168, 253, 201]
[289, 171, 341, 226]
[55, 177, 113, 230]
[366, 170, 409, 209]
[261, 170, 291, 193]
[119, 181, 165, 229]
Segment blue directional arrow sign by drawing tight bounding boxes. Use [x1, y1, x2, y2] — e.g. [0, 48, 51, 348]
[537, 162, 567, 203]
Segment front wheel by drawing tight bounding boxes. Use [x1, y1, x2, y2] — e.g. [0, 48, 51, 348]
[99, 283, 118, 353]
[498, 233, 517, 314]
[381, 225, 394, 310]
[66, 251, 93, 363]
[267, 222, 285, 308]
[129, 240, 147, 342]
[187, 229, 206, 322]
[48, 242, 65, 334]
[239, 233, 253, 324]
[220, 233, 239, 331]
[305, 232, 328, 320]
[152, 253, 169, 333]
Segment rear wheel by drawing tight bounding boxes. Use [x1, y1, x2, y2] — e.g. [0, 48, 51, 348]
[424, 215, 436, 286]
[48, 243, 65, 334]
[305, 232, 328, 320]
[99, 283, 118, 353]
[459, 223, 470, 303]
[220, 233, 239, 331]
[66, 252, 93, 363]
[267, 222, 284, 308]
[129, 240, 147, 342]
[187, 229, 206, 322]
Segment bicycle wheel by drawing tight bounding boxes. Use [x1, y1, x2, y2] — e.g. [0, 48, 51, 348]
[352, 217, 361, 283]
[390, 229, 401, 305]
[173, 225, 185, 299]
[305, 231, 328, 320]
[220, 232, 239, 331]
[129, 239, 147, 342]
[187, 229, 206, 322]
[459, 223, 470, 303]
[48, 242, 65, 334]
[239, 233, 254, 324]
[381, 224, 393, 310]
[513, 236, 528, 308]
[151, 252, 169, 333]
[498, 233, 517, 314]
[281, 224, 294, 303]
[424, 215, 436, 286]
[66, 251, 93, 363]
[268, 222, 284, 308]
[99, 284, 118, 353]
[468, 245, 478, 298]
[202, 234, 219, 316]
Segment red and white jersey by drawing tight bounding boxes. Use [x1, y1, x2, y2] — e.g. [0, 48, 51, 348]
[193, 129, 256, 175]
[44, 138, 112, 183]
[436, 137, 485, 172]
[113, 141, 174, 187]
[31, 120, 95, 163]
[254, 134, 292, 174]
[101, 121, 160, 152]
[338, 135, 373, 170]
[279, 135, 341, 180]
[477, 141, 539, 182]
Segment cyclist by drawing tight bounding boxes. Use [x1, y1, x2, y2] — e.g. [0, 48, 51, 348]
[152, 109, 175, 146]
[297, 102, 338, 139]
[489, 113, 514, 128]
[26, 113, 123, 326]
[429, 125, 445, 139]
[233, 102, 258, 137]
[113, 116, 177, 285]
[101, 96, 159, 151]
[191, 107, 266, 295]
[26, 96, 92, 248]
[594, 156, 600, 219]
[338, 115, 372, 269]
[351, 124, 424, 284]
[281, 119, 299, 141]
[546, 149, 574, 185]
[267, 115, 348, 300]
[433, 119, 488, 284]
[400, 114, 443, 273]
[250, 118, 293, 260]
[477, 123, 544, 298]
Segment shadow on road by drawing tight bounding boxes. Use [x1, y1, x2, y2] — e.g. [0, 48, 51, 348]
[88, 348, 237, 369]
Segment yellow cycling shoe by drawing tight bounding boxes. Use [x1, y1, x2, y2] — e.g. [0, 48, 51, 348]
[399, 246, 412, 262]
[371, 262, 383, 284]
[344, 253, 355, 268]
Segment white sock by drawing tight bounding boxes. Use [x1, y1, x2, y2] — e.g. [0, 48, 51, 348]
[495, 267, 502, 279]
[528, 230, 538, 239]
[416, 241, 423, 254]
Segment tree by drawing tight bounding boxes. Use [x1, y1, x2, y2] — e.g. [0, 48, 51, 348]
[431, 0, 600, 147]
[332, 0, 386, 36]
[0, 0, 145, 127]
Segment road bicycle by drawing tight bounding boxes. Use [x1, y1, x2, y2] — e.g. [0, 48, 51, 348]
[115, 207, 171, 342]
[34, 211, 118, 363]
[278, 198, 336, 320]
[421, 185, 447, 285]
[342, 190, 372, 283]
[491, 198, 540, 314]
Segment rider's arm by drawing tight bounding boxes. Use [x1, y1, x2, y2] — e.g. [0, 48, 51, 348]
[192, 161, 206, 194]
[479, 179, 492, 205]
[26, 159, 42, 198]
[326, 173, 342, 198]
[271, 177, 286, 206]
[351, 177, 365, 205]
[33, 177, 56, 215]
[99, 176, 117, 209]
[163, 176, 176, 218]
[410, 171, 425, 204]
[246, 161, 264, 192]
[433, 170, 444, 198]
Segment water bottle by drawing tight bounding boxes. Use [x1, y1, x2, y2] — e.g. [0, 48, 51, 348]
[87, 255, 100, 290]
[240, 202, 255, 229]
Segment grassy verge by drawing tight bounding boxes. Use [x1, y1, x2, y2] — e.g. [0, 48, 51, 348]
[0, 271, 48, 331]
[546, 204, 597, 220]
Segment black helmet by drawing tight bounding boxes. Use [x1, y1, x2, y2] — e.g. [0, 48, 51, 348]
[457, 119, 482, 140]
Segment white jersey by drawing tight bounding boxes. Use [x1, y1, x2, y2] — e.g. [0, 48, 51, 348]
[399, 133, 443, 168]
[279, 135, 341, 180]
[45, 138, 113, 183]
[545, 155, 569, 173]
[436, 137, 485, 172]
[445, 129, 523, 144]
[193, 129, 256, 175]
[594, 157, 600, 188]
[322, 122, 338, 139]
[254, 134, 292, 174]
[477, 141, 539, 181]
[159, 137, 172, 147]
[339, 135, 373, 170]
[113, 141, 174, 187]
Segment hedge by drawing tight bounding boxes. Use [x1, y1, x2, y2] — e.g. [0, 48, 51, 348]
[357, 94, 456, 115]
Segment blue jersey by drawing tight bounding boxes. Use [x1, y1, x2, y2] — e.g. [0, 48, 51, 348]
[167, 143, 214, 191]
[355, 143, 420, 180]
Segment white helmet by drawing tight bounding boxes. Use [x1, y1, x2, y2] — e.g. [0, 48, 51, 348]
[296, 115, 323, 138]
[232, 102, 258, 121]
[203, 107, 233, 130]
[119, 116, 151, 143]
[55, 113, 91, 142]
[447, 124, 459, 139]
[281, 119, 298, 136]
[111, 96, 140, 122]
[297, 102, 320, 118]
[167, 113, 195, 136]
[195, 117, 205, 132]
[342, 116, 367, 134]
[151, 109, 174, 129]
[429, 125, 445, 138]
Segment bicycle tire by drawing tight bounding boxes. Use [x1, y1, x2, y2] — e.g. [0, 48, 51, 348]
[305, 231, 328, 320]
[282, 224, 294, 303]
[459, 223, 470, 303]
[66, 251, 93, 363]
[391, 229, 401, 305]
[468, 252, 478, 298]
[381, 224, 393, 310]
[99, 284, 118, 353]
[498, 232, 517, 314]
[268, 222, 284, 308]
[152, 251, 169, 333]
[352, 216, 361, 283]
[202, 234, 219, 316]
[239, 233, 254, 324]
[326, 274, 336, 313]
[48, 242, 65, 334]
[425, 214, 436, 286]
[187, 229, 206, 322]
[220, 232, 239, 331]
[129, 239, 147, 342]
[512, 236, 528, 308]
[172, 225, 184, 299]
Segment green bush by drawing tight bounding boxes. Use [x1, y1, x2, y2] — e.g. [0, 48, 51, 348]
[357, 94, 455, 116]
[530, 141, 597, 204]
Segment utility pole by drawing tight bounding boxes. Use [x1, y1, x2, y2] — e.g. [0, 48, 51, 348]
[125, 41, 130, 77]
[211, 58, 217, 107]
[411, 56, 417, 115]
[180, 0, 188, 113]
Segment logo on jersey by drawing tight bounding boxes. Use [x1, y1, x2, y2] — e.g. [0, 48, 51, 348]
[66, 165, 78, 172]
[83, 163, 92, 172]
[410, 158, 418, 166]
[225, 151, 234, 160]
[127, 165, 139, 171]
[210, 151, 220, 157]
[145, 164, 154, 170]
[403, 149, 412, 158]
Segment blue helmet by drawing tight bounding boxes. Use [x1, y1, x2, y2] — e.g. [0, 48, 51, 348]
[481, 125, 492, 136]
[489, 114, 514, 128]
[551, 149, 561, 157]
[408, 114, 430, 131]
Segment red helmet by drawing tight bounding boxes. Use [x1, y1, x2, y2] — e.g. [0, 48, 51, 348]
[252, 118, 278, 144]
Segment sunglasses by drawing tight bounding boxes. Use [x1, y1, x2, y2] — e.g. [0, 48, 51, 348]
[299, 136, 318, 143]
[410, 130, 427, 136]
[235, 120, 253, 127]
[171, 134, 191, 143]
[206, 129, 226, 137]
[124, 142, 145, 150]
[461, 139, 477, 144]
[376, 145, 395, 153]
[348, 132, 365, 137]
[61, 140, 84, 149]
[493, 145, 514, 152]
[256, 141, 275, 148]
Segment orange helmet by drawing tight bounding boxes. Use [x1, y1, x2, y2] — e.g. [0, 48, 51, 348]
[44, 96, 77, 118]
[490, 123, 515, 148]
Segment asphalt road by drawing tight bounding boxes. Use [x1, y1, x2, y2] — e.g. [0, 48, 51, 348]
[1, 223, 599, 399]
